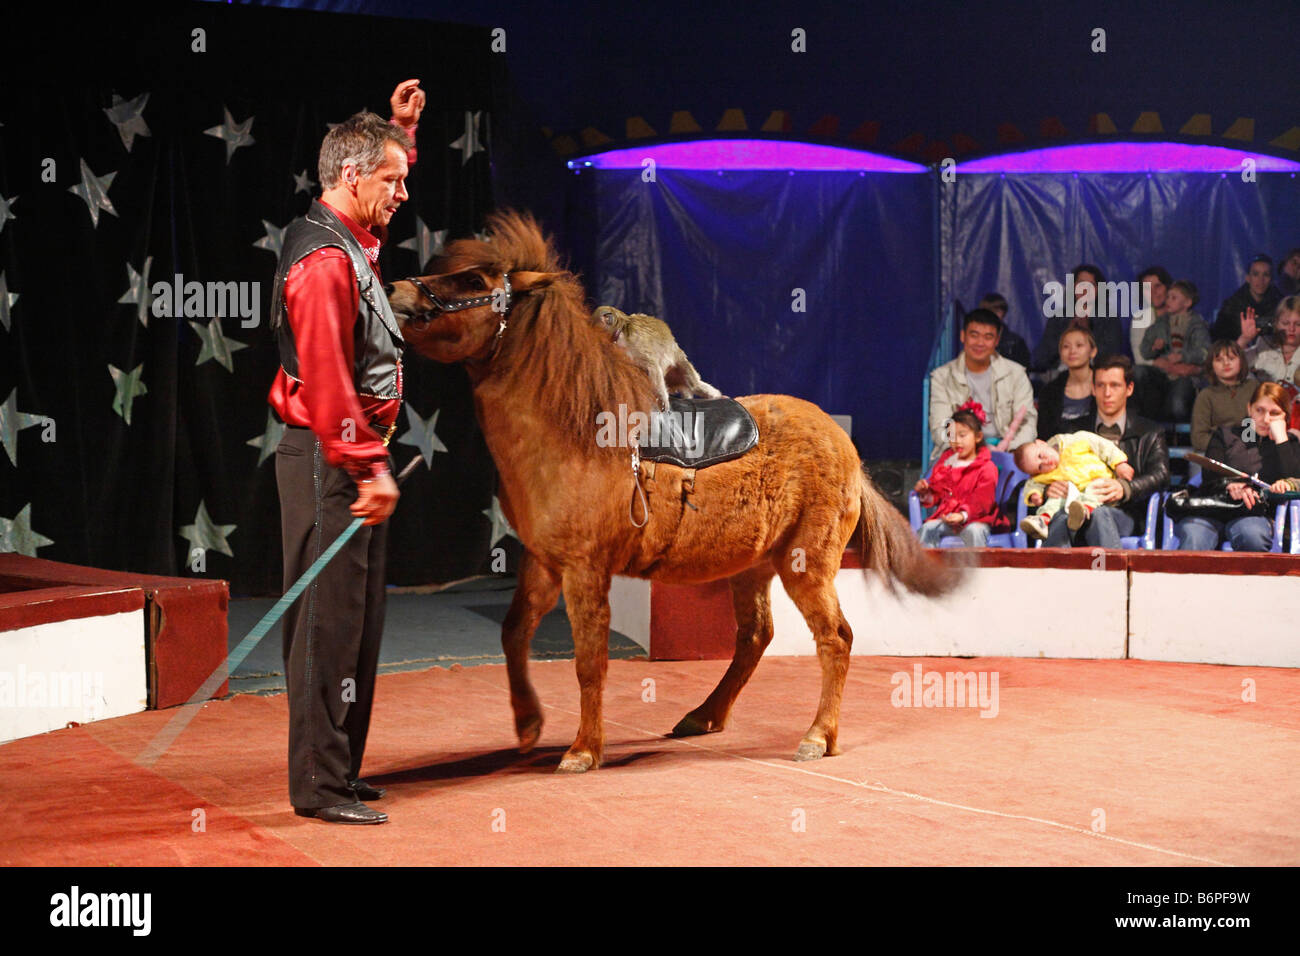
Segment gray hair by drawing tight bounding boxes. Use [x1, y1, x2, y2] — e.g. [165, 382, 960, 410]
[317, 111, 412, 189]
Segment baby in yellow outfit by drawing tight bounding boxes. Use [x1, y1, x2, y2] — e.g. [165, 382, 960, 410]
[1014, 432, 1136, 539]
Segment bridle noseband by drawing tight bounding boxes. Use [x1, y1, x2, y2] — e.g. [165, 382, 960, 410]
[406, 272, 515, 363]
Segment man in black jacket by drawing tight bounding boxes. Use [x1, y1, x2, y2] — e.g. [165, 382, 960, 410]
[1212, 254, 1283, 346]
[1044, 355, 1169, 548]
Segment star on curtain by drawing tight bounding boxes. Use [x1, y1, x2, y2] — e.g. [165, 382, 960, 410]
[0, 272, 18, 332]
[179, 500, 236, 558]
[397, 217, 446, 270]
[0, 504, 54, 557]
[189, 318, 248, 372]
[67, 158, 118, 227]
[482, 495, 517, 547]
[108, 363, 147, 425]
[246, 410, 287, 466]
[253, 219, 286, 256]
[1, 388, 44, 467]
[117, 256, 153, 327]
[104, 92, 150, 150]
[449, 110, 485, 165]
[395, 404, 448, 467]
[0, 192, 16, 237]
[204, 106, 255, 163]
[293, 169, 316, 194]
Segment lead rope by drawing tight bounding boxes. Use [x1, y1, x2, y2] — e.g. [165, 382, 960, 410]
[629, 446, 649, 527]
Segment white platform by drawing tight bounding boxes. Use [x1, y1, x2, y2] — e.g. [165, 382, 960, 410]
[0, 611, 148, 743]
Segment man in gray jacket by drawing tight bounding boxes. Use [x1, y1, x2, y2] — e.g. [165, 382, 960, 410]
[928, 309, 1037, 461]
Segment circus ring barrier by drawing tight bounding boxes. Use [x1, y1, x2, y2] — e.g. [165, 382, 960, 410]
[611, 548, 1300, 669]
[1, 555, 227, 743]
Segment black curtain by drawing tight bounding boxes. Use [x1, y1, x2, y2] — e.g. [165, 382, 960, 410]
[0, 3, 517, 594]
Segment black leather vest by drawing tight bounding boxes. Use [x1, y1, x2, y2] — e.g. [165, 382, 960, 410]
[270, 200, 403, 400]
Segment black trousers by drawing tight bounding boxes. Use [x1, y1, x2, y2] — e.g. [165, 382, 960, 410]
[276, 426, 389, 809]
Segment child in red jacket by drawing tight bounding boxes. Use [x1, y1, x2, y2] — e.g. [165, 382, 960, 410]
[913, 400, 1008, 546]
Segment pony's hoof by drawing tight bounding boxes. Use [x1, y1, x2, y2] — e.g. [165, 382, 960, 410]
[556, 750, 595, 773]
[516, 715, 543, 753]
[794, 740, 827, 762]
[670, 713, 717, 737]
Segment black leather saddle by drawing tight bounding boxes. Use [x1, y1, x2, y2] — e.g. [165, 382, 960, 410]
[638, 397, 758, 468]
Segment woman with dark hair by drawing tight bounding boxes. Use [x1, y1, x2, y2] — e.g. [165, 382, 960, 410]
[1174, 382, 1300, 551]
[1190, 339, 1254, 453]
[1030, 263, 1127, 373]
[1037, 322, 1097, 439]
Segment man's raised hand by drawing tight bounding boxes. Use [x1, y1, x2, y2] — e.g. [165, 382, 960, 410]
[391, 79, 426, 128]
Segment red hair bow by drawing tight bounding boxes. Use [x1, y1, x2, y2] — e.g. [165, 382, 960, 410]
[956, 399, 987, 424]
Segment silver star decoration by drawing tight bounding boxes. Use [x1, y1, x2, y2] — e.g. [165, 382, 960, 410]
[245, 411, 286, 467]
[449, 110, 485, 165]
[396, 404, 448, 467]
[67, 158, 118, 227]
[204, 106, 255, 163]
[0, 192, 15, 237]
[104, 92, 150, 150]
[117, 256, 153, 327]
[397, 217, 446, 269]
[473, 231, 491, 243]
[293, 169, 315, 194]
[0, 504, 54, 557]
[253, 219, 286, 256]
[179, 500, 236, 559]
[189, 319, 248, 372]
[482, 495, 517, 547]
[1, 388, 44, 467]
[0, 271, 17, 332]
[108, 363, 147, 425]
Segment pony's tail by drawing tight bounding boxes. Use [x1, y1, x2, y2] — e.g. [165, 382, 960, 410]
[856, 465, 962, 597]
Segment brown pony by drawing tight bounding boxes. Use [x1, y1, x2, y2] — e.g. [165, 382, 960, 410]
[388, 210, 957, 772]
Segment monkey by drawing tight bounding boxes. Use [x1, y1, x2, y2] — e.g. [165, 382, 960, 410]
[593, 305, 722, 410]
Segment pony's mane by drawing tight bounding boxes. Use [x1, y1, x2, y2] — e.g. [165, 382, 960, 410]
[442, 210, 658, 447]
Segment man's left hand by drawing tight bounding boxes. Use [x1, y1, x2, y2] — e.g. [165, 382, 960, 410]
[1088, 478, 1125, 503]
[391, 79, 426, 128]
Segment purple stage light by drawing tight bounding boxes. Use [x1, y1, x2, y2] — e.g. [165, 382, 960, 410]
[955, 142, 1300, 173]
[567, 139, 928, 172]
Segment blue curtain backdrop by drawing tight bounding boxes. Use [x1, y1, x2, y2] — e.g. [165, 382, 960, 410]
[575, 169, 936, 460]
[943, 172, 1300, 358]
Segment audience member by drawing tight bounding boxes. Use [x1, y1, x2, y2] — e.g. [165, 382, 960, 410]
[1130, 266, 1171, 367]
[1031, 264, 1127, 373]
[928, 309, 1036, 461]
[1212, 254, 1283, 347]
[1173, 382, 1300, 551]
[1015, 432, 1135, 540]
[1038, 355, 1169, 548]
[1190, 340, 1254, 453]
[913, 401, 1008, 546]
[978, 293, 1032, 368]
[1135, 279, 1210, 421]
[1278, 247, 1300, 296]
[1251, 295, 1300, 388]
[1036, 323, 1097, 439]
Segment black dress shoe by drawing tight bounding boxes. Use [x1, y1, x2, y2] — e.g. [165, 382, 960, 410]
[294, 801, 388, 824]
[349, 778, 386, 801]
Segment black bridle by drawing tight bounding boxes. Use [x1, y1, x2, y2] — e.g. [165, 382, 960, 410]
[402, 272, 516, 363]
[407, 272, 513, 315]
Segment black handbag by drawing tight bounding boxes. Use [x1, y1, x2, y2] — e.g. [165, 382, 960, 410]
[1164, 488, 1253, 519]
